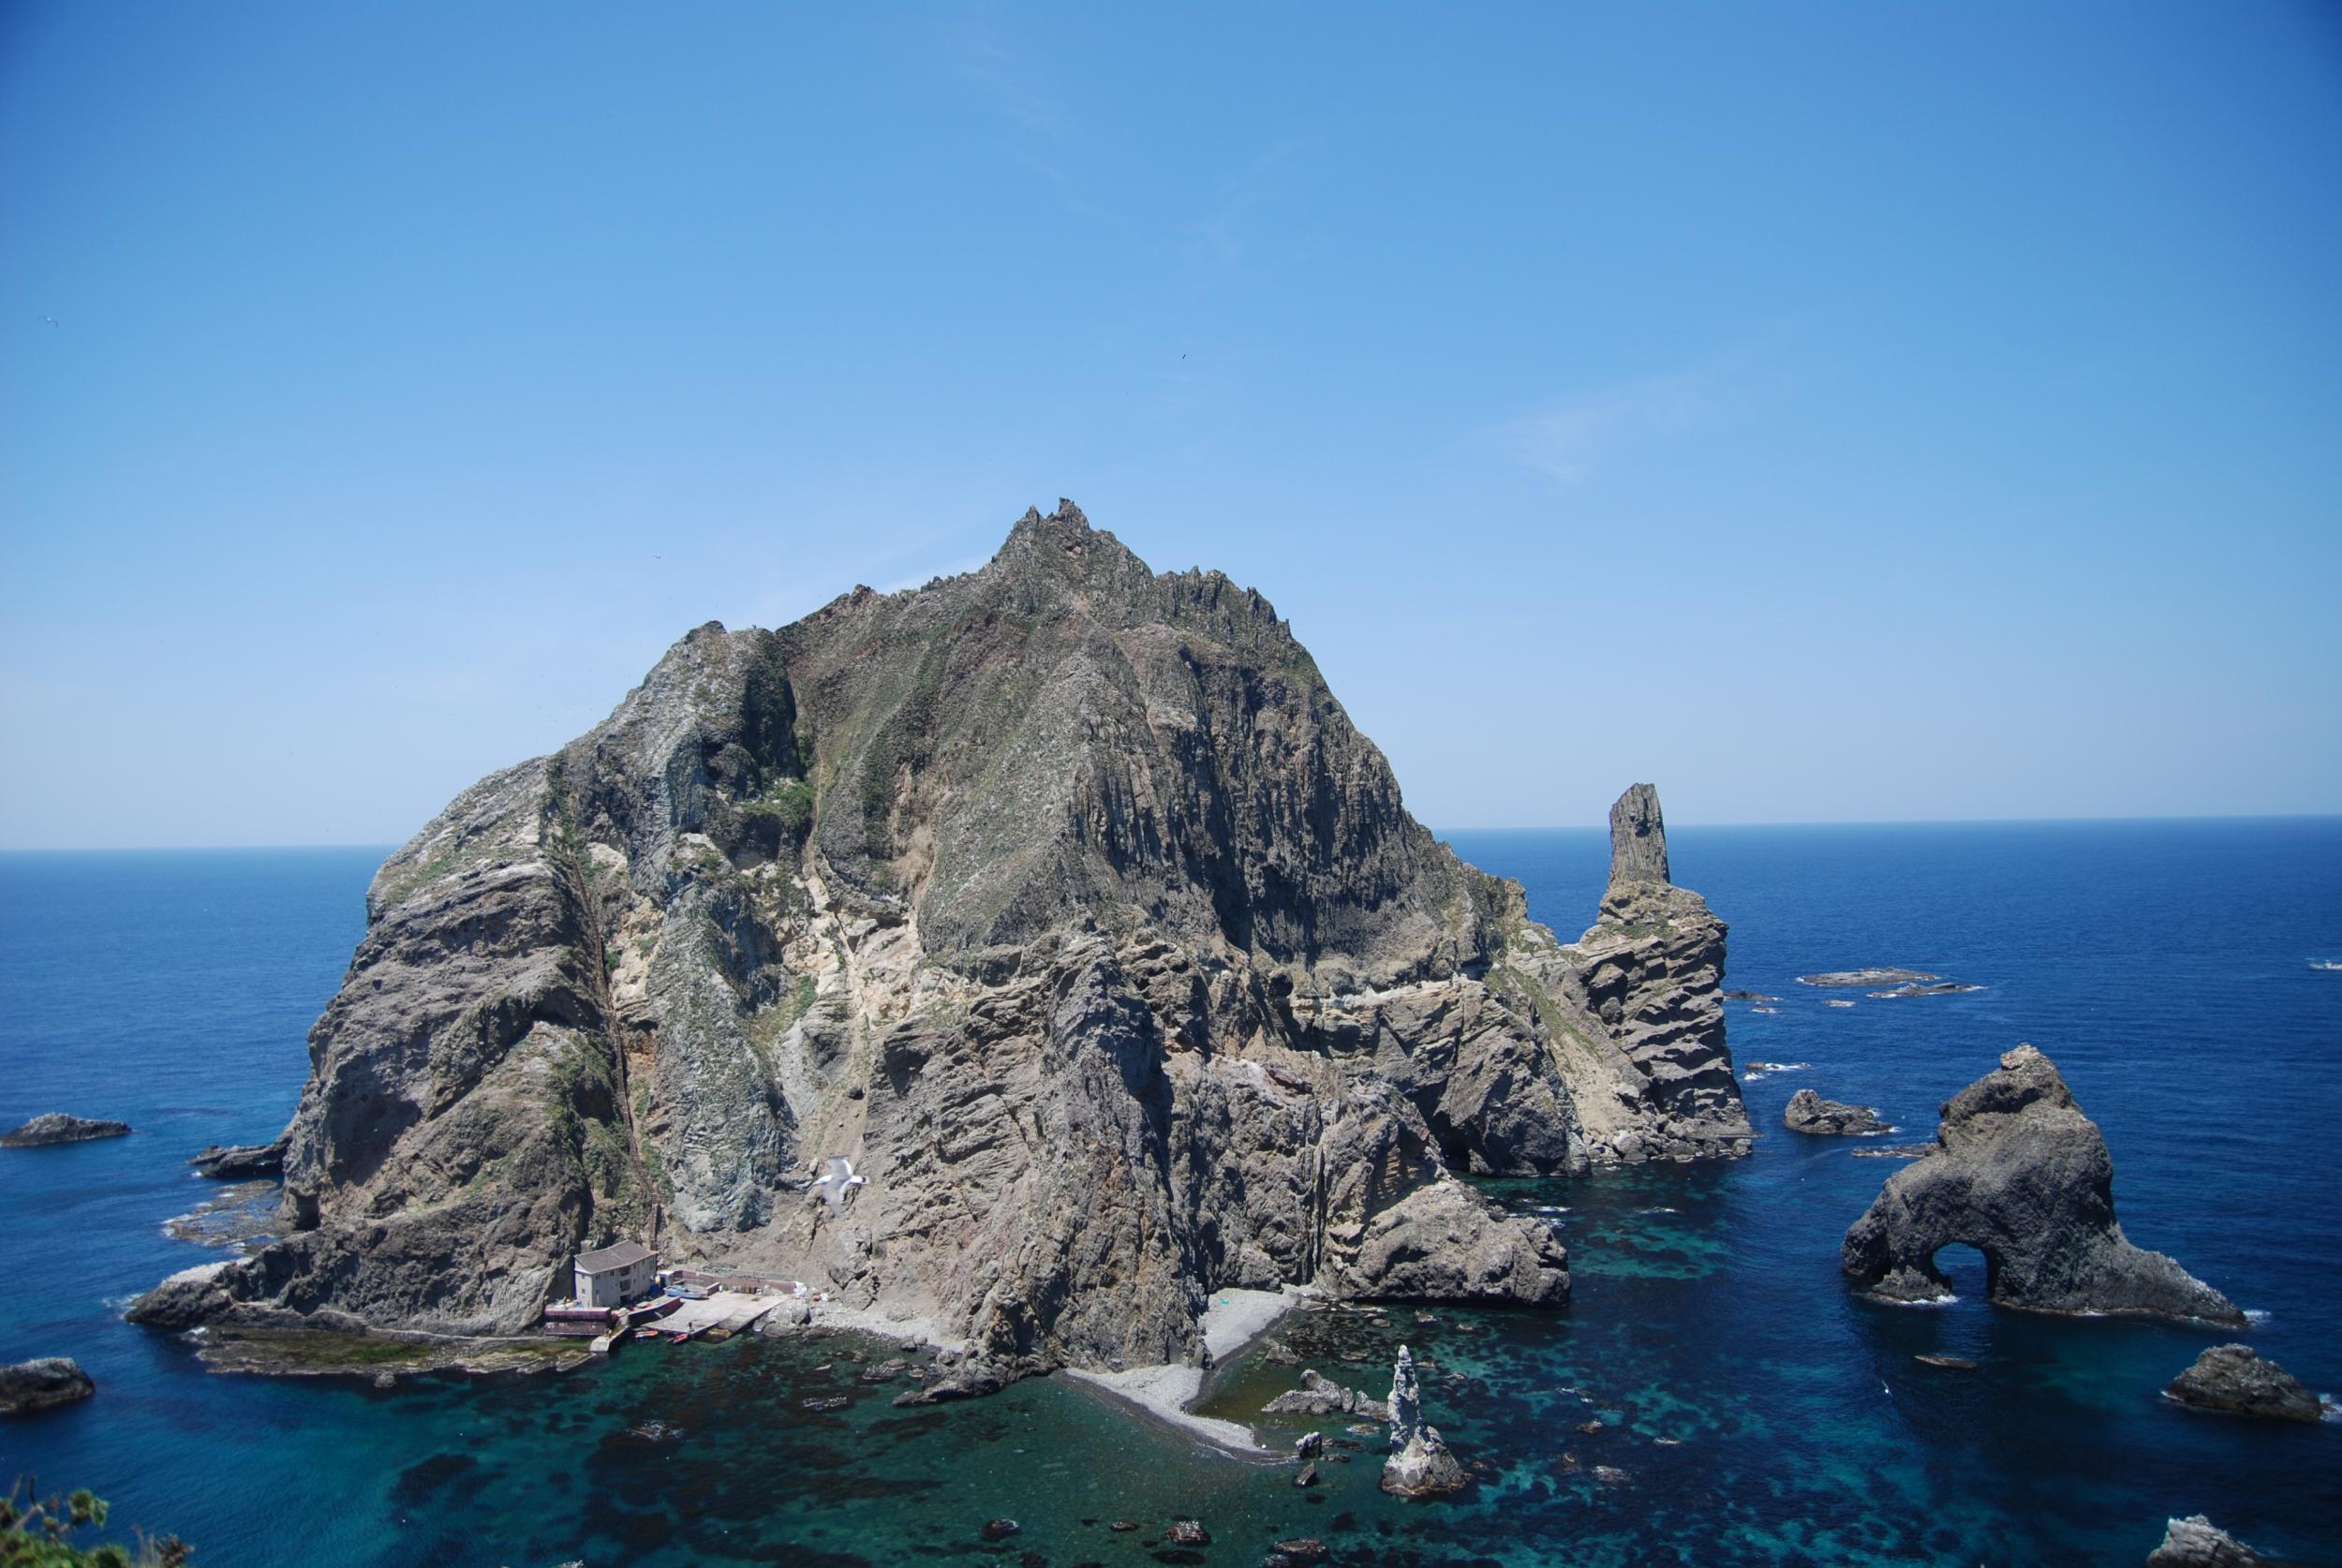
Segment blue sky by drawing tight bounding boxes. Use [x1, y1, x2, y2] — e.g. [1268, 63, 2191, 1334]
[4, 2, 2337, 848]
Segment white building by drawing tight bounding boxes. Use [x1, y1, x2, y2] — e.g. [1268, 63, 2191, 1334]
[573, 1240, 659, 1309]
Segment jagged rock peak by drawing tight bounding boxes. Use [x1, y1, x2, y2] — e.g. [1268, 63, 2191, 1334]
[2145, 1516, 2279, 1567]
[1608, 783, 1670, 885]
[1843, 1043, 2244, 1324]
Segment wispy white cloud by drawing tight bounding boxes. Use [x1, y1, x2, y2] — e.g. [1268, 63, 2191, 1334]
[1495, 368, 1713, 485]
[952, 22, 1064, 138]
[1187, 138, 1310, 269]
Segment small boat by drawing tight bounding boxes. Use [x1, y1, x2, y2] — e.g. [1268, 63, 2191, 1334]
[2310, 960, 2342, 972]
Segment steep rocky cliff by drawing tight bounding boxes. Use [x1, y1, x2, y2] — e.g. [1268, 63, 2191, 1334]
[135, 503, 1750, 1374]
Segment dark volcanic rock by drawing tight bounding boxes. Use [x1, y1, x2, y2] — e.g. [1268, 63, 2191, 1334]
[0, 1357, 96, 1415]
[1784, 1088, 1890, 1137]
[2165, 1345, 2322, 1423]
[124, 503, 1752, 1373]
[2, 1113, 129, 1147]
[190, 1136, 288, 1179]
[2145, 1516, 2280, 1567]
[1843, 1045, 2243, 1324]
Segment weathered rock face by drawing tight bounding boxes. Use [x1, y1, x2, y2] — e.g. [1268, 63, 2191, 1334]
[132, 504, 1749, 1373]
[2145, 1516, 2278, 1568]
[0, 1357, 95, 1415]
[1843, 1044, 2243, 1324]
[2165, 1345, 2323, 1424]
[2, 1113, 129, 1147]
[1522, 783, 1754, 1162]
[1784, 1088, 1890, 1137]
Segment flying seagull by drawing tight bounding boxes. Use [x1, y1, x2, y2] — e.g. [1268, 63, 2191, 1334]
[811, 1156, 867, 1217]
[42, 315, 57, 329]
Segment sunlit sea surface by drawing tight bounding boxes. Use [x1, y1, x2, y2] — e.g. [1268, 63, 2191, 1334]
[2, 822, 2336, 1566]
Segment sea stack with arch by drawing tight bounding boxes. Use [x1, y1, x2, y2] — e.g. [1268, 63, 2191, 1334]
[1841, 1043, 2243, 1324]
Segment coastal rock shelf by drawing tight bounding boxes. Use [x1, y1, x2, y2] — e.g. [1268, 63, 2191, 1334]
[126, 502, 1751, 1387]
[1842, 1044, 2243, 1324]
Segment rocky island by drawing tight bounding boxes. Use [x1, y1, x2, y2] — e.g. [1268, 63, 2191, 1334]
[128, 503, 1751, 1388]
[2164, 1345, 2323, 1424]
[1843, 1044, 2242, 1324]
[2, 1113, 130, 1147]
[1783, 1089, 1890, 1137]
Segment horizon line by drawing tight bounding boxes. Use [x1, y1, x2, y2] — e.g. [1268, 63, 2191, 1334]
[3, 809, 2338, 854]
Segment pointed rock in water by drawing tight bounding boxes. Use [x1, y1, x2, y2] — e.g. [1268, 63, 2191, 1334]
[1535, 784, 1756, 1163]
[2165, 1345, 2322, 1423]
[0, 1357, 96, 1415]
[1843, 1045, 2243, 1324]
[1784, 1088, 1890, 1137]
[123, 503, 1766, 1375]
[1381, 1346, 1467, 1499]
[2, 1113, 129, 1147]
[2145, 1516, 2279, 1567]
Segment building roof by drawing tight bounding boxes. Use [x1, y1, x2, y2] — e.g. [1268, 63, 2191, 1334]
[574, 1240, 656, 1274]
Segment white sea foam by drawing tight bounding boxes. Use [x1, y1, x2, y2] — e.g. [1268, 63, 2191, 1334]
[2246, 1309, 2271, 1324]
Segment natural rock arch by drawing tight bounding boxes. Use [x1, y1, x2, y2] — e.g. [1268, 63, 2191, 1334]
[1843, 1045, 2241, 1324]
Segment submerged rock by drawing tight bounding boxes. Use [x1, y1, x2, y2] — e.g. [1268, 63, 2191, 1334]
[0, 1357, 96, 1415]
[2145, 1516, 2279, 1567]
[1843, 1045, 2243, 1324]
[1784, 1088, 1890, 1137]
[1381, 1346, 1466, 1499]
[2, 1113, 129, 1147]
[2165, 1345, 2322, 1423]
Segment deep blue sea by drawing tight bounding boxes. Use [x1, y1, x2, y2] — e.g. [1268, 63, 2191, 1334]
[2, 824, 2337, 1567]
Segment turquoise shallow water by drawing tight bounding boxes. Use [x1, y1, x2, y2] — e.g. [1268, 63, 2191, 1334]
[2, 824, 2338, 1565]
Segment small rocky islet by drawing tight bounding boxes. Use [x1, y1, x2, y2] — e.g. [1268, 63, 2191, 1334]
[1843, 1043, 2243, 1324]
[1783, 1088, 1891, 1137]
[1, 1111, 129, 1146]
